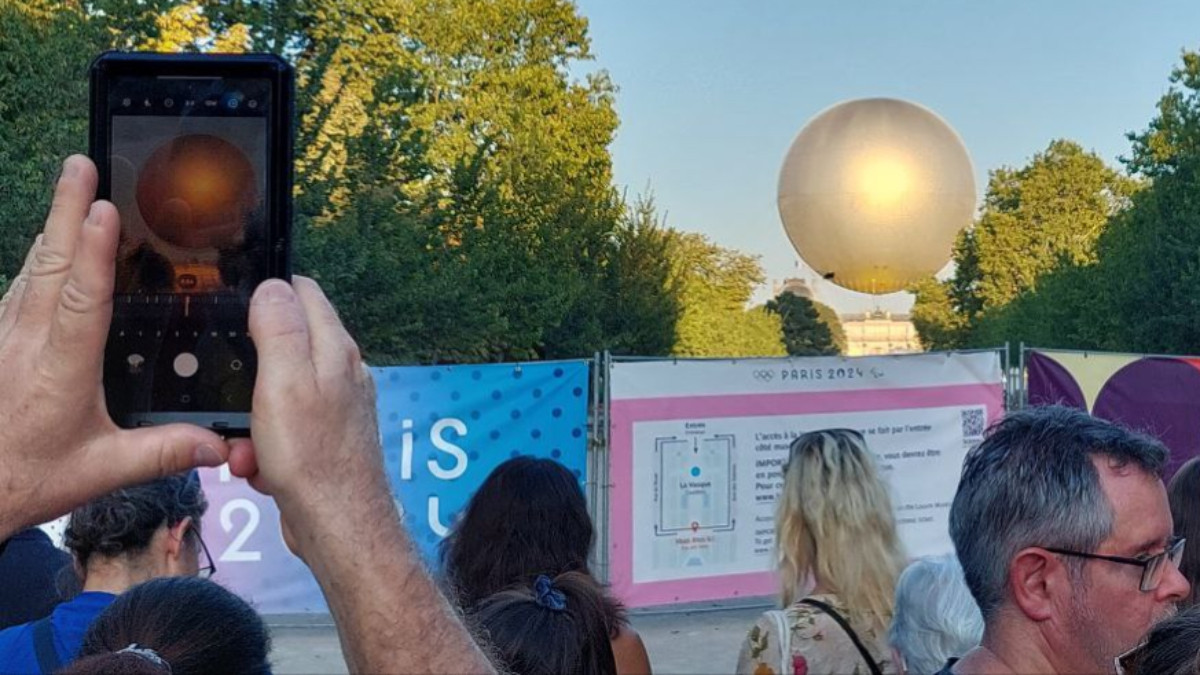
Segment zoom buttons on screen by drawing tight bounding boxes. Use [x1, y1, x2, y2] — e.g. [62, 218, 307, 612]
[174, 352, 199, 378]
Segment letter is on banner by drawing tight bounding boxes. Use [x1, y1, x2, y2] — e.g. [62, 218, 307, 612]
[428, 496, 450, 537]
[219, 499, 262, 563]
[400, 419, 415, 480]
[429, 418, 469, 480]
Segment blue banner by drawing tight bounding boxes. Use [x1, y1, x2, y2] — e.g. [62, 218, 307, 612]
[374, 360, 592, 562]
[195, 359, 591, 613]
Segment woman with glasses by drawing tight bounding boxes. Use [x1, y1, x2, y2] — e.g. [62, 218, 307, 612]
[737, 429, 906, 675]
[0, 472, 209, 674]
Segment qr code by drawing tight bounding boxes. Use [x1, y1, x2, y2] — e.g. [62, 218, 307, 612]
[961, 408, 986, 441]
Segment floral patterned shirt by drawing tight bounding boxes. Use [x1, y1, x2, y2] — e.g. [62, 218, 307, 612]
[735, 594, 897, 675]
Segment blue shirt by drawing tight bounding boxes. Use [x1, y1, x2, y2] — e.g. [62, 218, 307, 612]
[0, 592, 116, 674]
[0, 529, 72, 630]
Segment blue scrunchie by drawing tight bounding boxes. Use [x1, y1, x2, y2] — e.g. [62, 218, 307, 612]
[533, 575, 567, 611]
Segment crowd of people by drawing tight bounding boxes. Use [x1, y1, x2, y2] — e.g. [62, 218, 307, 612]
[3, 156, 1200, 674]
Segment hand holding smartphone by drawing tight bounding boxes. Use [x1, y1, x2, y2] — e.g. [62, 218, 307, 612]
[89, 52, 294, 434]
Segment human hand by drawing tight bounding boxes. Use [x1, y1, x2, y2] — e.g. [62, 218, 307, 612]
[0, 155, 232, 539]
[227, 276, 394, 559]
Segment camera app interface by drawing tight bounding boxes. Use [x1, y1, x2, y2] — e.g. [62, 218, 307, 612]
[103, 76, 271, 420]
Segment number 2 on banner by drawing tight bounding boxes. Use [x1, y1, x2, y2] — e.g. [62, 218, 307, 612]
[220, 499, 262, 562]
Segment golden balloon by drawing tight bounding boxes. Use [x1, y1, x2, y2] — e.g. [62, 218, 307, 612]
[777, 98, 976, 295]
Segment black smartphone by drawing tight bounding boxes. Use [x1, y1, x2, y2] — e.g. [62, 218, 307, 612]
[89, 52, 293, 434]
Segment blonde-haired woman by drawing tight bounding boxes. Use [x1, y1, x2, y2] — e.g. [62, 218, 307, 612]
[736, 428, 906, 675]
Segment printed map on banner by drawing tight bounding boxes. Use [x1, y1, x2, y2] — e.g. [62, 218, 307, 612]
[631, 405, 985, 584]
[607, 352, 1004, 608]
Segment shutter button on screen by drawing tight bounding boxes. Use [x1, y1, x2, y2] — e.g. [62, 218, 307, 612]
[173, 352, 199, 378]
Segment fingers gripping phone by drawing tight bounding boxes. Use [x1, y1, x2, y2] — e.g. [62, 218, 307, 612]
[90, 52, 293, 434]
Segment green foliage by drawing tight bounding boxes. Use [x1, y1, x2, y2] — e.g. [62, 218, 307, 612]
[765, 292, 839, 356]
[597, 196, 681, 356]
[0, 2, 110, 288]
[910, 139, 1136, 350]
[0, 0, 704, 362]
[813, 301, 846, 354]
[927, 49, 1200, 356]
[909, 276, 966, 351]
[668, 233, 784, 358]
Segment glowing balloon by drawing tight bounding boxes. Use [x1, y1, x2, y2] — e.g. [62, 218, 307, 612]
[777, 98, 975, 295]
[137, 134, 257, 250]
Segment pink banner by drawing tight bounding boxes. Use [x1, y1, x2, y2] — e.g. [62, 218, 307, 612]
[607, 354, 1004, 608]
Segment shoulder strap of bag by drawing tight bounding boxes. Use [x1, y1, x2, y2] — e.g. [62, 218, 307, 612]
[32, 616, 63, 674]
[767, 609, 792, 675]
[798, 597, 884, 675]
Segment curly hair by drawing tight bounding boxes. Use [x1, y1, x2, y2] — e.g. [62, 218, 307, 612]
[64, 473, 208, 570]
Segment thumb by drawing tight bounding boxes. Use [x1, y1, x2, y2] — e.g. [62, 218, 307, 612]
[87, 425, 231, 490]
[249, 279, 315, 390]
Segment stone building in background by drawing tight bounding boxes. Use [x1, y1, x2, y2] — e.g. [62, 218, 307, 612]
[841, 310, 921, 356]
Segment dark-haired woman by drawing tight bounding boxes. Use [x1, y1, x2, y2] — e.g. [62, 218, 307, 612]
[0, 474, 208, 674]
[1169, 457, 1200, 607]
[58, 576, 270, 675]
[471, 572, 618, 675]
[441, 457, 652, 675]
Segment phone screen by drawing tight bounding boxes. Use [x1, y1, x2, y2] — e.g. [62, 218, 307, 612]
[102, 75, 273, 423]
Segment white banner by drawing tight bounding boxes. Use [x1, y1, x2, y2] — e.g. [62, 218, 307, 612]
[608, 352, 1004, 607]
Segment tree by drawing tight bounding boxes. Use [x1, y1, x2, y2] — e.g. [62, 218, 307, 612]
[0, 0, 659, 362]
[765, 292, 838, 356]
[951, 49, 1200, 356]
[669, 233, 785, 358]
[594, 195, 681, 357]
[910, 140, 1137, 349]
[1080, 50, 1200, 353]
[0, 1, 110, 295]
[909, 277, 967, 351]
[812, 300, 846, 355]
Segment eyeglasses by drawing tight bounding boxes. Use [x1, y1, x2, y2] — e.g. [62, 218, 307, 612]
[1044, 536, 1185, 592]
[1114, 640, 1147, 675]
[190, 524, 216, 580]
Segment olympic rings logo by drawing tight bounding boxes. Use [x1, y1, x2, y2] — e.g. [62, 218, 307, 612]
[752, 370, 774, 382]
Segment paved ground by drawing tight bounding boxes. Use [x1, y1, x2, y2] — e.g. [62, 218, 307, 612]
[268, 601, 769, 674]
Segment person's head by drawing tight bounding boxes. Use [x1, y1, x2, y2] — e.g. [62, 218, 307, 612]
[63, 472, 209, 590]
[441, 457, 594, 608]
[776, 428, 905, 630]
[950, 405, 1189, 674]
[66, 576, 271, 675]
[888, 554, 983, 675]
[1169, 457, 1200, 607]
[1113, 605, 1200, 675]
[470, 571, 617, 675]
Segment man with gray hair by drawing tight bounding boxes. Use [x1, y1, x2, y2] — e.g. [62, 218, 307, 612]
[943, 405, 1189, 675]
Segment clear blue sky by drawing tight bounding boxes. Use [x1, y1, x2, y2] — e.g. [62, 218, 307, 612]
[572, 0, 1200, 313]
